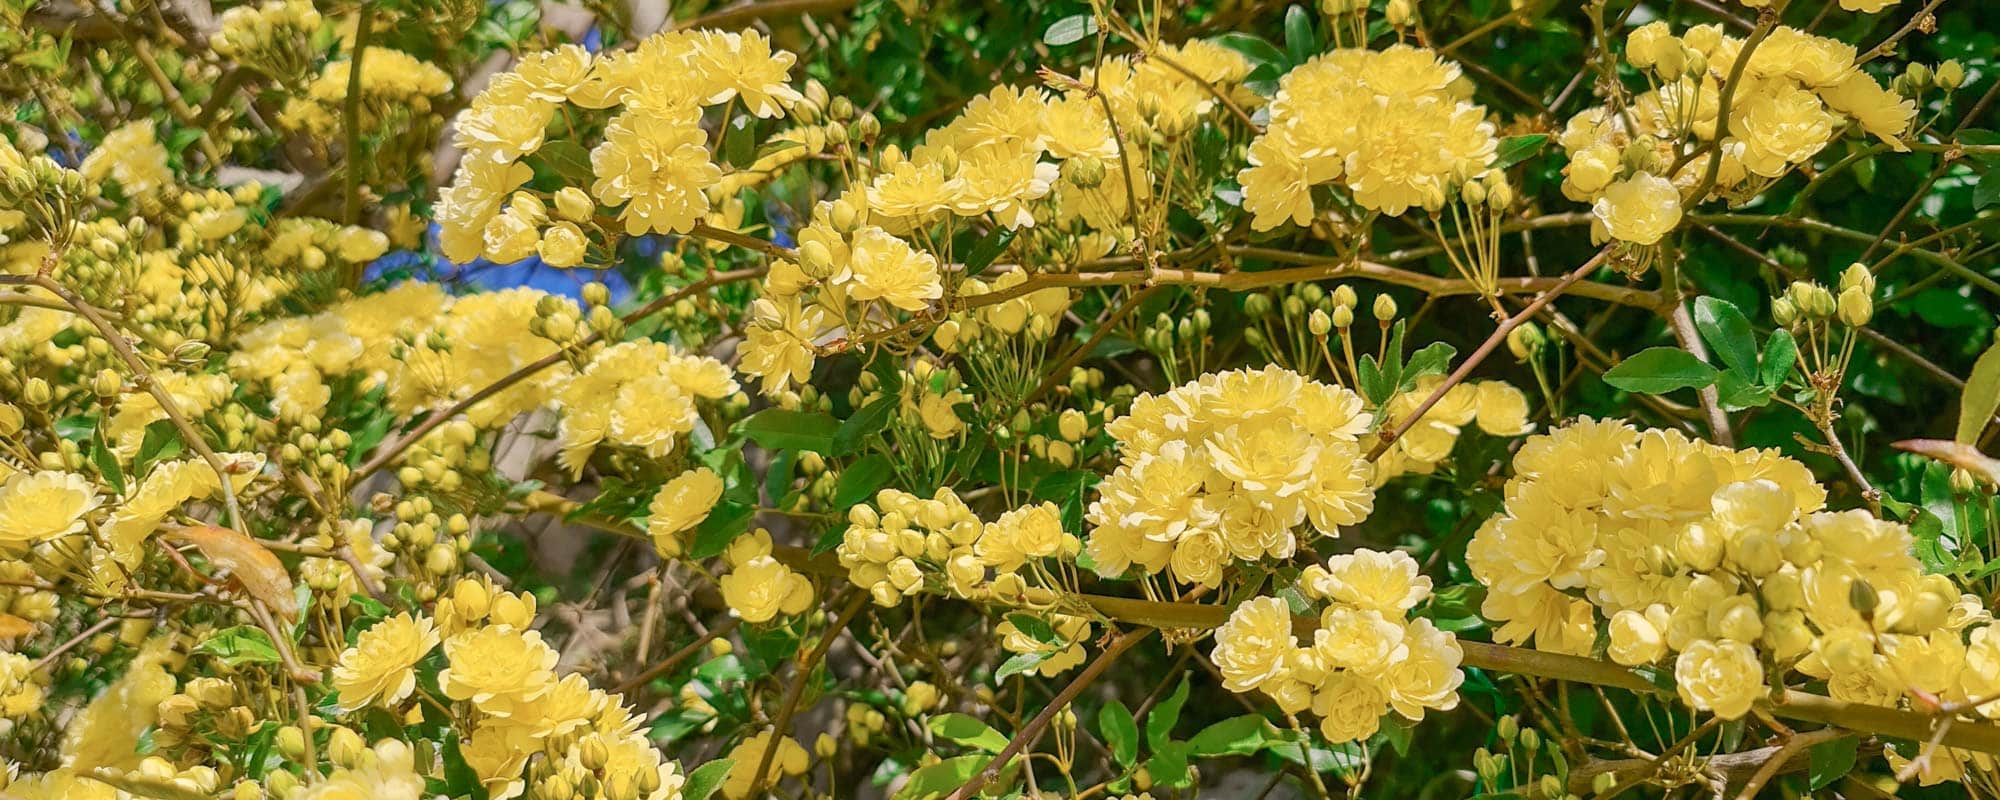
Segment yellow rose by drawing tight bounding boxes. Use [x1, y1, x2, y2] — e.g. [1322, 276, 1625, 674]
[0, 471, 102, 548]
[1307, 548, 1433, 614]
[1311, 671, 1388, 743]
[1673, 638, 1763, 719]
[1607, 608, 1667, 666]
[331, 613, 441, 711]
[439, 626, 558, 710]
[1212, 597, 1297, 693]
[719, 555, 814, 623]
[647, 467, 725, 558]
[1591, 172, 1682, 245]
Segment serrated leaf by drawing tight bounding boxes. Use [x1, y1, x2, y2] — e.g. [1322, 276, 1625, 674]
[1212, 33, 1287, 67]
[684, 758, 736, 800]
[1283, 5, 1317, 66]
[995, 651, 1047, 683]
[929, 713, 1009, 753]
[834, 396, 896, 456]
[1401, 341, 1456, 388]
[1004, 613, 1058, 645]
[962, 226, 1017, 278]
[194, 625, 281, 666]
[1810, 736, 1859, 789]
[1602, 347, 1720, 394]
[1958, 337, 2000, 444]
[1761, 329, 1798, 388]
[537, 140, 594, 185]
[832, 454, 894, 509]
[725, 114, 758, 169]
[1043, 14, 1097, 46]
[1099, 699, 1139, 767]
[737, 408, 840, 453]
[1187, 714, 1271, 757]
[1692, 296, 1757, 374]
[1146, 676, 1190, 752]
[1492, 134, 1549, 170]
[1147, 740, 1193, 788]
[688, 501, 755, 560]
[893, 754, 990, 800]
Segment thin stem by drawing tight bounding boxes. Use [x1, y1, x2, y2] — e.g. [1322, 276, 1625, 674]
[1368, 249, 1611, 460]
[944, 627, 1157, 800]
[748, 592, 869, 796]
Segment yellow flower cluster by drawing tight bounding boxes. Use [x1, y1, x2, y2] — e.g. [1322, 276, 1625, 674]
[1213, 548, 1463, 742]
[555, 341, 740, 474]
[1564, 23, 1913, 245]
[79, 123, 174, 205]
[1374, 376, 1534, 482]
[279, 49, 451, 137]
[210, 0, 321, 82]
[838, 487, 988, 607]
[436, 29, 801, 265]
[720, 730, 810, 799]
[1086, 366, 1376, 586]
[1469, 420, 2000, 741]
[340, 578, 693, 800]
[1240, 45, 1498, 228]
[718, 529, 816, 623]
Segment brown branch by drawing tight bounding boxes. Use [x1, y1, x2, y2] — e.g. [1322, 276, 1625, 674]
[747, 591, 869, 796]
[1368, 249, 1612, 459]
[944, 627, 1157, 800]
[612, 617, 743, 695]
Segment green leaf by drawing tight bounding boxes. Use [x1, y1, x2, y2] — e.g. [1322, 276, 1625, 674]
[1760, 329, 1798, 388]
[687, 501, 755, 560]
[737, 408, 840, 453]
[1401, 341, 1456, 388]
[929, 713, 1009, 753]
[1213, 33, 1287, 68]
[1492, 134, 1549, 170]
[1958, 336, 2000, 444]
[725, 114, 758, 169]
[1356, 354, 1392, 405]
[1692, 297, 1757, 374]
[995, 651, 1047, 683]
[962, 226, 1018, 278]
[1004, 613, 1058, 645]
[1187, 714, 1272, 757]
[1975, 172, 2000, 211]
[1147, 740, 1193, 788]
[1099, 699, 1139, 767]
[90, 430, 124, 496]
[1715, 369, 1774, 410]
[134, 420, 184, 475]
[1602, 347, 1720, 394]
[1809, 736, 1859, 790]
[55, 414, 95, 441]
[439, 730, 481, 797]
[832, 453, 895, 509]
[1283, 5, 1318, 66]
[194, 625, 281, 666]
[1146, 676, 1190, 752]
[537, 140, 595, 185]
[833, 396, 896, 456]
[165, 127, 204, 155]
[893, 755, 990, 800]
[1043, 14, 1098, 46]
[683, 758, 736, 800]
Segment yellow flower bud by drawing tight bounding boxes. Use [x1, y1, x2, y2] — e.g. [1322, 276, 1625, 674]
[1372, 294, 1398, 322]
